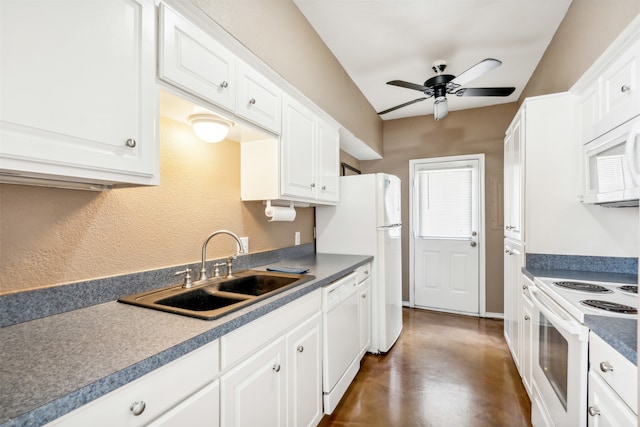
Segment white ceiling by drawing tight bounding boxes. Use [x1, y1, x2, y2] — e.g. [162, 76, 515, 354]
[293, 0, 573, 121]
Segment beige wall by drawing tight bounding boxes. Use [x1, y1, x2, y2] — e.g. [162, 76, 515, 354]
[361, 104, 518, 312]
[0, 117, 314, 294]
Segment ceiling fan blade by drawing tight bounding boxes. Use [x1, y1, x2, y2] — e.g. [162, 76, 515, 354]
[449, 58, 502, 88]
[455, 87, 515, 97]
[377, 97, 429, 115]
[387, 80, 430, 92]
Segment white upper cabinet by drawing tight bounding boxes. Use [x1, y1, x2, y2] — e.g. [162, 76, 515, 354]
[281, 95, 317, 200]
[504, 110, 524, 241]
[0, 0, 158, 188]
[236, 61, 282, 133]
[158, 4, 236, 112]
[577, 27, 640, 144]
[280, 94, 340, 204]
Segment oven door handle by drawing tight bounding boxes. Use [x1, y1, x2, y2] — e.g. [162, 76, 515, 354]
[529, 286, 589, 341]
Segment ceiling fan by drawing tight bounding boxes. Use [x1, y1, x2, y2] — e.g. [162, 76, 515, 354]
[378, 58, 515, 120]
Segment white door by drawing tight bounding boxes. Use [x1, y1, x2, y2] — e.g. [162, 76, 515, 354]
[411, 156, 483, 315]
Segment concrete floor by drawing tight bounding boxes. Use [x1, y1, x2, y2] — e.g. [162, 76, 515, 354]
[319, 308, 532, 427]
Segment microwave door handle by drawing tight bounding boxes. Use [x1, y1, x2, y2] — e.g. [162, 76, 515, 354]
[625, 121, 640, 185]
[529, 286, 587, 339]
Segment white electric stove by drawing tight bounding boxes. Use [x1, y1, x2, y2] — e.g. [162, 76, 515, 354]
[533, 276, 637, 322]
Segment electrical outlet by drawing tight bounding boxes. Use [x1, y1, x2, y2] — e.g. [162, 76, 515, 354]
[238, 236, 249, 253]
[294, 231, 301, 245]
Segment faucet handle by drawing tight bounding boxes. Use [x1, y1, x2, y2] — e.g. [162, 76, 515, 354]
[213, 262, 225, 278]
[174, 268, 193, 288]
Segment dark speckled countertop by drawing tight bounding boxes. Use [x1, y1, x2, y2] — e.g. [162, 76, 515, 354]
[0, 252, 372, 427]
[523, 266, 637, 365]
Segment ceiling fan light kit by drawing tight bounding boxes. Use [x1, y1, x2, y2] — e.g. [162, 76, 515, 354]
[378, 58, 515, 120]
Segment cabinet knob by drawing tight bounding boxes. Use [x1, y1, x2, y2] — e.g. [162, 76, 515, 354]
[297, 345, 304, 353]
[322, 185, 326, 190]
[588, 406, 600, 417]
[599, 361, 614, 372]
[125, 138, 137, 148]
[130, 401, 146, 416]
[522, 284, 528, 290]
[249, 98, 256, 105]
[220, 81, 229, 88]
[362, 293, 367, 299]
[505, 249, 512, 255]
[469, 241, 477, 247]
[524, 315, 530, 320]
[621, 85, 631, 93]
[272, 363, 281, 372]
[311, 183, 316, 188]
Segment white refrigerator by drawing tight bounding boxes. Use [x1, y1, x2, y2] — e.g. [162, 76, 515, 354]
[316, 173, 403, 353]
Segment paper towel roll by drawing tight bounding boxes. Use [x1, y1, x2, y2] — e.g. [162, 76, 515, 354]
[265, 206, 296, 222]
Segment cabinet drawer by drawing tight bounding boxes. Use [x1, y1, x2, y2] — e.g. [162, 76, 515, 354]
[356, 263, 371, 283]
[220, 289, 321, 371]
[589, 331, 637, 414]
[48, 340, 220, 426]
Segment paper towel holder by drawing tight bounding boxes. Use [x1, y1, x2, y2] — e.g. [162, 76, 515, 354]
[265, 200, 296, 221]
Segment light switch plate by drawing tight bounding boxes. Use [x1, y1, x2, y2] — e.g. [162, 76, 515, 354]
[238, 236, 249, 253]
[294, 231, 300, 245]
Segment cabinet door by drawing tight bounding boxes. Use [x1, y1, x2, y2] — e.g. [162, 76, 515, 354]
[158, 4, 236, 112]
[221, 337, 287, 427]
[236, 61, 282, 133]
[281, 95, 316, 200]
[504, 112, 524, 241]
[504, 239, 524, 370]
[287, 312, 323, 427]
[587, 372, 637, 427]
[521, 287, 533, 397]
[148, 381, 220, 427]
[595, 38, 640, 139]
[358, 278, 372, 358]
[316, 119, 340, 203]
[0, 0, 157, 186]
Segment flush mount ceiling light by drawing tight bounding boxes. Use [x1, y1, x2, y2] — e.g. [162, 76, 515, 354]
[188, 114, 234, 143]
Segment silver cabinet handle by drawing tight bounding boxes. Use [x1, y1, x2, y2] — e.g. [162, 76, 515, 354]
[599, 361, 614, 372]
[130, 401, 146, 416]
[125, 138, 137, 148]
[249, 98, 256, 105]
[505, 249, 512, 255]
[311, 183, 316, 188]
[470, 241, 477, 247]
[522, 284, 528, 290]
[621, 85, 631, 93]
[322, 185, 326, 190]
[220, 81, 228, 88]
[588, 406, 600, 417]
[297, 345, 304, 353]
[272, 364, 281, 372]
[524, 315, 530, 320]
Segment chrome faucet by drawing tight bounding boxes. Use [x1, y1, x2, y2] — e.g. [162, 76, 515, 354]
[198, 230, 246, 282]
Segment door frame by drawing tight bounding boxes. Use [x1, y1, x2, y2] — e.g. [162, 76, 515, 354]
[408, 154, 487, 317]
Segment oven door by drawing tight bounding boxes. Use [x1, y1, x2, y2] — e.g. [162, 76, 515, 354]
[529, 285, 589, 427]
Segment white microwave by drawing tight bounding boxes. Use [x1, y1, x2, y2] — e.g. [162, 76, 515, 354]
[582, 116, 640, 207]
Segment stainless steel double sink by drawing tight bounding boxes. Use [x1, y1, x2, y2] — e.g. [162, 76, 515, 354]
[118, 270, 314, 320]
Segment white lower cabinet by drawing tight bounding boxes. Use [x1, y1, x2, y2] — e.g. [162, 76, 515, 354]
[148, 381, 220, 427]
[46, 340, 220, 427]
[520, 280, 533, 398]
[287, 312, 323, 427]
[220, 288, 323, 427]
[356, 263, 372, 360]
[588, 372, 636, 427]
[221, 336, 288, 427]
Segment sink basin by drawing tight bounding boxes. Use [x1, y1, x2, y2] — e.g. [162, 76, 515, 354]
[118, 270, 314, 320]
[218, 274, 298, 296]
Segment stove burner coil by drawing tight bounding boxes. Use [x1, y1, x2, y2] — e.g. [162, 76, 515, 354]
[580, 300, 637, 314]
[618, 285, 638, 294]
[553, 281, 612, 293]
